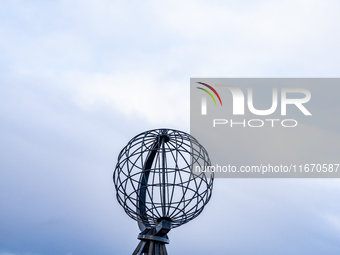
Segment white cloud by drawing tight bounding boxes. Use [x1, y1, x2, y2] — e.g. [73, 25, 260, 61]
[322, 213, 340, 233]
[62, 70, 189, 127]
[1, 1, 340, 255]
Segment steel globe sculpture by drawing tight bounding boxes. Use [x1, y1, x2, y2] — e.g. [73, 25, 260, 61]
[113, 129, 214, 255]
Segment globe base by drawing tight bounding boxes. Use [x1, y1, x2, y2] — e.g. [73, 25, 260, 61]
[133, 219, 171, 255]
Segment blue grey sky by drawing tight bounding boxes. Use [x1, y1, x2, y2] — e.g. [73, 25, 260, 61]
[1, 1, 340, 255]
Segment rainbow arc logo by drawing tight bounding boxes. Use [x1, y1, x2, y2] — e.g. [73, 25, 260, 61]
[196, 82, 222, 106]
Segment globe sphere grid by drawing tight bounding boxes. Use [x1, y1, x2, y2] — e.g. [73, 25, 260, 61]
[113, 129, 214, 229]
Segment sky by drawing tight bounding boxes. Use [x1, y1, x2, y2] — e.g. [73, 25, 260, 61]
[1, 0, 340, 254]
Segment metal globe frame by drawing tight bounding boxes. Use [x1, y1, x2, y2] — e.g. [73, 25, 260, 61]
[113, 128, 214, 255]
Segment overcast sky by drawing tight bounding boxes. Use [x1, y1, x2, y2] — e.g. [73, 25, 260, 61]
[1, 1, 340, 255]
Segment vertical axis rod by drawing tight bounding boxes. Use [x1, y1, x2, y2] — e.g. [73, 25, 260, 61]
[161, 137, 166, 217]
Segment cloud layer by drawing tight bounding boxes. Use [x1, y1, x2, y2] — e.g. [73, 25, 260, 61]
[1, 1, 340, 254]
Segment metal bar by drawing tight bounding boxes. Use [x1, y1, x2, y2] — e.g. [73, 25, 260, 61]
[147, 241, 154, 255]
[138, 141, 160, 229]
[132, 241, 144, 255]
[161, 137, 166, 217]
[154, 242, 160, 255]
[161, 244, 168, 255]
